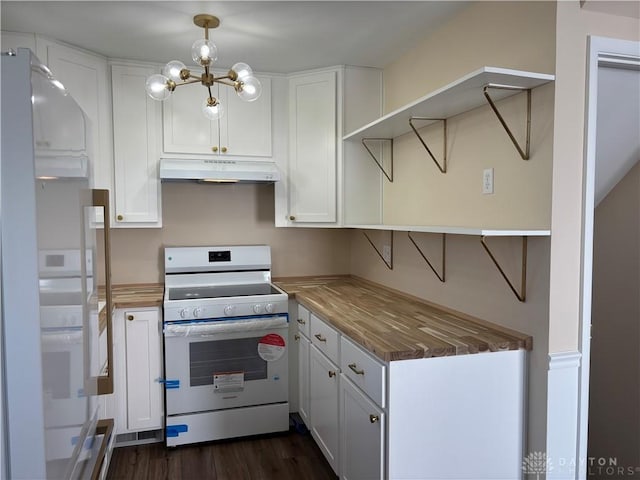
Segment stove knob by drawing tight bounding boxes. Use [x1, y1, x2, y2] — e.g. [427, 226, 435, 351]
[193, 307, 202, 318]
[265, 303, 275, 314]
[179, 308, 189, 319]
[253, 304, 264, 314]
[224, 305, 236, 316]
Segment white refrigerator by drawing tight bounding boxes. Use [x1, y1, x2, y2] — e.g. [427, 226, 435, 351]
[1, 48, 114, 479]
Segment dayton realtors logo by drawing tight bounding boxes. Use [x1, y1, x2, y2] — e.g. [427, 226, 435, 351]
[523, 452, 640, 478]
[522, 451, 552, 479]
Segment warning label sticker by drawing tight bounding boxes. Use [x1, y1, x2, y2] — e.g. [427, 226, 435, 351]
[258, 333, 286, 362]
[213, 372, 244, 393]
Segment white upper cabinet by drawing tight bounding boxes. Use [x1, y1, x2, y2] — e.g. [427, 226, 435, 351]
[36, 38, 114, 204]
[162, 74, 272, 159]
[111, 63, 162, 227]
[277, 66, 383, 227]
[287, 70, 338, 223]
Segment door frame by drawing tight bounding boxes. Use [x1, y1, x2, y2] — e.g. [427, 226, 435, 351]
[577, 35, 640, 478]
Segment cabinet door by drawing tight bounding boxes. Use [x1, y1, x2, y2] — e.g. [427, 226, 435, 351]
[340, 376, 385, 480]
[220, 76, 272, 158]
[309, 344, 340, 474]
[111, 64, 161, 226]
[123, 309, 163, 431]
[297, 333, 311, 426]
[162, 81, 219, 155]
[39, 40, 113, 199]
[288, 71, 337, 223]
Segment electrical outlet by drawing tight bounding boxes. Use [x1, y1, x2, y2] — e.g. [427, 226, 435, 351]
[482, 168, 494, 194]
[382, 245, 392, 264]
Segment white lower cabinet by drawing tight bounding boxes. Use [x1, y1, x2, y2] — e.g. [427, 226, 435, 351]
[309, 344, 340, 475]
[112, 307, 164, 438]
[340, 376, 385, 480]
[297, 332, 311, 426]
[294, 301, 526, 480]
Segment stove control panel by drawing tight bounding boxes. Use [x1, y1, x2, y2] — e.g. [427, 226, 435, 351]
[164, 297, 288, 322]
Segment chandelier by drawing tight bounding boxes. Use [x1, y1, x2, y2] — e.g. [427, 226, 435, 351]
[145, 13, 262, 120]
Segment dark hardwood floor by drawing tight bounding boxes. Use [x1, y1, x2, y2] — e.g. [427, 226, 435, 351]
[106, 429, 337, 480]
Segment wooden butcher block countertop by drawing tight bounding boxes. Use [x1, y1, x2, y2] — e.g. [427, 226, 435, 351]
[99, 283, 164, 331]
[274, 276, 532, 362]
[111, 283, 164, 308]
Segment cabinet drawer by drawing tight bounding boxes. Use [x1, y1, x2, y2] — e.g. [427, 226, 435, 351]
[341, 336, 386, 408]
[296, 304, 311, 338]
[310, 313, 340, 364]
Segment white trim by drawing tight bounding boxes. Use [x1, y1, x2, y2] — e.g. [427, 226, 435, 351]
[548, 351, 582, 370]
[546, 351, 581, 479]
[577, 35, 640, 479]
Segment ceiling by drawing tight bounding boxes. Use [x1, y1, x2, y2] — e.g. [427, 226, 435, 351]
[1, 1, 470, 73]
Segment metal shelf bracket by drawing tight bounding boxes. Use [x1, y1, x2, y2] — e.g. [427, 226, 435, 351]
[362, 230, 393, 270]
[408, 117, 447, 174]
[480, 235, 528, 302]
[483, 84, 531, 160]
[362, 138, 393, 182]
[407, 232, 446, 282]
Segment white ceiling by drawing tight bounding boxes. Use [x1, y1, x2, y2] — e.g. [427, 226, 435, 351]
[1, 1, 470, 73]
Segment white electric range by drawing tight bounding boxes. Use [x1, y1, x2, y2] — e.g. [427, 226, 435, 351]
[162, 245, 290, 446]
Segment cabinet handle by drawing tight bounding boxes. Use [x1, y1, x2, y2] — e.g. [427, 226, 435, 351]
[116, 214, 123, 221]
[221, 146, 228, 153]
[212, 146, 218, 152]
[289, 215, 296, 221]
[314, 334, 326, 342]
[127, 315, 134, 321]
[369, 414, 379, 424]
[348, 363, 365, 375]
[294, 334, 300, 341]
[297, 318, 306, 325]
[328, 371, 336, 378]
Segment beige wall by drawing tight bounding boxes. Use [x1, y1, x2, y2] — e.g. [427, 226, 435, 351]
[108, 183, 350, 284]
[350, 0, 556, 456]
[549, 1, 640, 352]
[384, 1, 556, 112]
[382, 0, 555, 230]
[588, 162, 640, 468]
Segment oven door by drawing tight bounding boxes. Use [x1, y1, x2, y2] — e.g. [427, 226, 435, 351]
[163, 315, 289, 416]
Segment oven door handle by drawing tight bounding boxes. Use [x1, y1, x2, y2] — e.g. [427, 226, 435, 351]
[164, 315, 289, 337]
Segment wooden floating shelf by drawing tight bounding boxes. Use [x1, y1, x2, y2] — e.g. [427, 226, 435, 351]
[344, 224, 551, 237]
[342, 66, 555, 142]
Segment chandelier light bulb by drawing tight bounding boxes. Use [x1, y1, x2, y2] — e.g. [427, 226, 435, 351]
[192, 38, 218, 66]
[236, 76, 262, 102]
[231, 62, 253, 81]
[145, 74, 172, 100]
[162, 60, 187, 82]
[202, 98, 224, 120]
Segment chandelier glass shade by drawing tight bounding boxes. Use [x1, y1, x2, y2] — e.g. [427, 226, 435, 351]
[145, 14, 262, 120]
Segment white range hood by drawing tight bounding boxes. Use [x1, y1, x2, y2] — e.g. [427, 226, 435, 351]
[160, 158, 280, 183]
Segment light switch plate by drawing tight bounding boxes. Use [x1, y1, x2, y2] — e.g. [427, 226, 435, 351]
[482, 168, 494, 194]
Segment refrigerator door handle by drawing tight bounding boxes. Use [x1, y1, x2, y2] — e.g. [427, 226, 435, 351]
[90, 418, 114, 480]
[93, 189, 114, 395]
